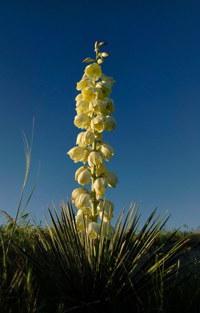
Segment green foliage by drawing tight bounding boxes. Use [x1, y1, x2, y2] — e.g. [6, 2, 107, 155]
[0, 222, 39, 312]
[18, 204, 186, 312]
[0, 204, 200, 312]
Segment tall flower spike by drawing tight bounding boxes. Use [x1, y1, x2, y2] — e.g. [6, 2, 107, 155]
[67, 41, 117, 239]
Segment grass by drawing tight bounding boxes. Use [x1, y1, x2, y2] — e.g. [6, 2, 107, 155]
[1, 203, 199, 313]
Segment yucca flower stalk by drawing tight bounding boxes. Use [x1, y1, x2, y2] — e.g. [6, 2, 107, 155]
[67, 41, 117, 239]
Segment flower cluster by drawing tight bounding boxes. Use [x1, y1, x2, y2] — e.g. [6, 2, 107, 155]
[67, 41, 118, 239]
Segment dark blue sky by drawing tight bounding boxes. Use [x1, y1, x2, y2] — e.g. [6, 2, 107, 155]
[0, 1, 200, 228]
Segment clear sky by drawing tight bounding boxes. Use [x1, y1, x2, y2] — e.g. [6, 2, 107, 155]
[0, 1, 200, 228]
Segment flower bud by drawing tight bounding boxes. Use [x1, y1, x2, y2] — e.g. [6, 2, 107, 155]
[95, 163, 107, 176]
[74, 114, 90, 129]
[82, 87, 96, 102]
[76, 130, 95, 147]
[76, 100, 90, 115]
[101, 52, 109, 58]
[75, 166, 91, 185]
[106, 171, 118, 187]
[67, 146, 89, 163]
[76, 79, 90, 91]
[96, 82, 112, 97]
[100, 143, 114, 160]
[97, 58, 103, 65]
[88, 151, 103, 167]
[74, 193, 92, 210]
[104, 116, 116, 131]
[75, 94, 83, 102]
[93, 177, 106, 196]
[84, 130, 95, 144]
[87, 222, 100, 239]
[76, 132, 86, 147]
[93, 98, 114, 114]
[91, 115, 105, 133]
[91, 99, 108, 115]
[84, 63, 102, 81]
[71, 187, 88, 202]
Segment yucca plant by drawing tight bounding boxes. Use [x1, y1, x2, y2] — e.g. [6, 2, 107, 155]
[20, 41, 187, 313]
[23, 202, 186, 313]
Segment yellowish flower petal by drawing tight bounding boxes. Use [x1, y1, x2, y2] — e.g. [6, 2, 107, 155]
[71, 188, 88, 202]
[74, 114, 90, 129]
[91, 116, 105, 133]
[82, 87, 96, 102]
[75, 93, 83, 102]
[99, 143, 114, 160]
[75, 166, 91, 185]
[87, 222, 100, 239]
[93, 177, 106, 196]
[95, 163, 107, 176]
[67, 146, 89, 163]
[75, 100, 90, 114]
[76, 79, 91, 91]
[76, 130, 95, 147]
[85, 63, 102, 81]
[88, 151, 103, 167]
[75, 210, 91, 232]
[75, 193, 92, 210]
